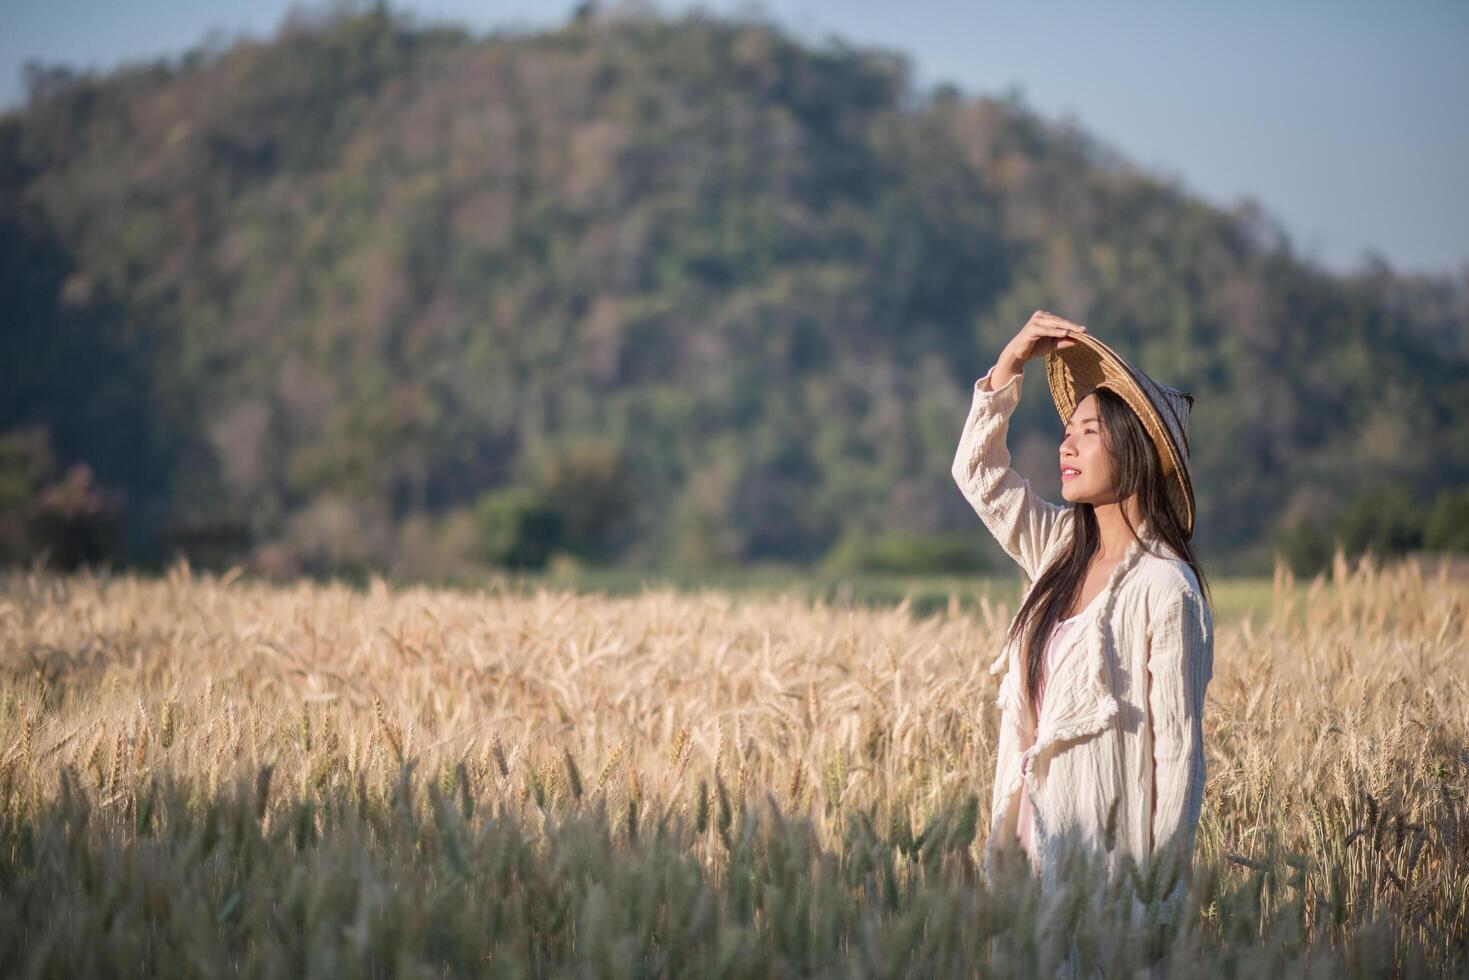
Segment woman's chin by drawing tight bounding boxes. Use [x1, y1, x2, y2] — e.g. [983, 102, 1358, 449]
[1060, 483, 1089, 503]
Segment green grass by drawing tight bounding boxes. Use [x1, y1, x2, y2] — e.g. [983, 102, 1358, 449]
[2, 764, 1448, 978]
[414, 561, 1294, 626]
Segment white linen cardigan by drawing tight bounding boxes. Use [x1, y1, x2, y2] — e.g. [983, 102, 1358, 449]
[951, 364, 1214, 924]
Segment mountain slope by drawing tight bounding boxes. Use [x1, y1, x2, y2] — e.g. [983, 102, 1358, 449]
[3, 6, 1465, 575]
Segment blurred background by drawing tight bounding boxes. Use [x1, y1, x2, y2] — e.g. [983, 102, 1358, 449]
[2, 0, 1467, 595]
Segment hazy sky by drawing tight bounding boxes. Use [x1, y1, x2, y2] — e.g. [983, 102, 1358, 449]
[2, 0, 1465, 278]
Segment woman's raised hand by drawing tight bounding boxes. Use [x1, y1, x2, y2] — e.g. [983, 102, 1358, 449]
[989, 311, 1087, 389]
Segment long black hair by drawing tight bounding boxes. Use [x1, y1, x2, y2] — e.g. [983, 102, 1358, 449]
[1005, 385, 1211, 710]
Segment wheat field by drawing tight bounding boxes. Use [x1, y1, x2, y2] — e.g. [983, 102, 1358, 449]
[1, 550, 1465, 977]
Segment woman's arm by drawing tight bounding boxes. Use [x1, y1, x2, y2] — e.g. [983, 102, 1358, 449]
[983, 685, 1027, 883]
[1146, 585, 1214, 921]
[991, 695, 1022, 828]
[950, 361, 1070, 582]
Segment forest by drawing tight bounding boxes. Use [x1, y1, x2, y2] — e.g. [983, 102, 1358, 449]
[3, 3, 1467, 581]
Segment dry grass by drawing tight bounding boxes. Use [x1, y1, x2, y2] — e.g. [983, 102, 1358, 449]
[0, 547, 1465, 976]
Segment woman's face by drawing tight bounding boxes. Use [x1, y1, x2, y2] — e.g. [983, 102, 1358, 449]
[1059, 392, 1115, 503]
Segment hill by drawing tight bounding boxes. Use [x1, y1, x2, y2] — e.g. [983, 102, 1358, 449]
[3, 4, 1466, 578]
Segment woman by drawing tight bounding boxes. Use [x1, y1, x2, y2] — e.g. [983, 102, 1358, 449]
[951, 310, 1215, 933]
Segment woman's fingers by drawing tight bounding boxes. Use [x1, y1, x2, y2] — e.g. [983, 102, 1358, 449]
[1016, 312, 1088, 362]
[1035, 312, 1086, 332]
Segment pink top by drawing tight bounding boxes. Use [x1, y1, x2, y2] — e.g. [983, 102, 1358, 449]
[1016, 593, 1102, 860]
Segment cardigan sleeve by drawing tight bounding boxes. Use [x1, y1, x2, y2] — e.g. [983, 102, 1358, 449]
[990, 697, 1022, 830]
[1146, 584, 1214, 921]
[950, 364, 1069, 582]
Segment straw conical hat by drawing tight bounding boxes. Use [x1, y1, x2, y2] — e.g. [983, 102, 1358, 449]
[1045, 331, 1196, 537]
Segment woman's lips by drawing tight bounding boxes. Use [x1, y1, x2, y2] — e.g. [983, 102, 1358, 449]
[1061, 467, 1081, 481]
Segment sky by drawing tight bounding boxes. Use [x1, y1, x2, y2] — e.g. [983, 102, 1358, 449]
[2, 0, 1465, 279]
